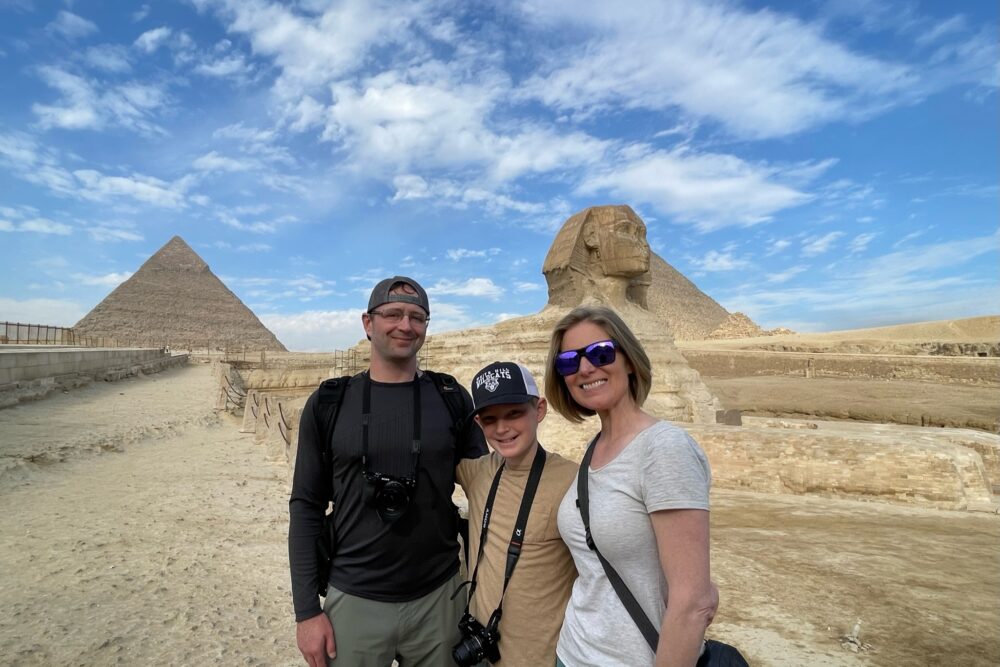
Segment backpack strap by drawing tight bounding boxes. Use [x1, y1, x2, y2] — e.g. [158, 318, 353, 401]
[316, 375, 354, 503]
[423, 370, 468, 438]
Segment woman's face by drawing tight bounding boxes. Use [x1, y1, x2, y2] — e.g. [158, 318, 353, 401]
[559, 320, 634, 415]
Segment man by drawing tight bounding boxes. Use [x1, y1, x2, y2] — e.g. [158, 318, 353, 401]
[289, 276, 486, 667]
[455, 362, 578, 666]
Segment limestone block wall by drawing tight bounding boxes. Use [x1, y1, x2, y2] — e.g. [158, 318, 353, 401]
[238, 368, 333, 392]
[685, 424, 997, 512]
[0, 347, 168, 385]
[0, 347, 188, 407]
[681, 349, 1000, 387]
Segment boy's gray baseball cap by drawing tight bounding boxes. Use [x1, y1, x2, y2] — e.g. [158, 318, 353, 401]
[470, 361, 540, 415]
[367, 276, 430, 314]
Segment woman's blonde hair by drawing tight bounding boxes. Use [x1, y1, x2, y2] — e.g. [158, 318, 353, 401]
[544, 306, 652, 423]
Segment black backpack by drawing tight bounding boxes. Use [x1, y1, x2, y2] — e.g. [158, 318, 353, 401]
[313, 370, 471, 596]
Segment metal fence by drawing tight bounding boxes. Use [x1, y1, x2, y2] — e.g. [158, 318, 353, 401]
[1, 322, 77, 345]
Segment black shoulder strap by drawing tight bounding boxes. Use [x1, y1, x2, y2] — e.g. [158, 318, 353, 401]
[316, 374, 354, 502]
[576, 434, 660, 653]
[465, 446, 547, 626]
[423, 370, 467, 435]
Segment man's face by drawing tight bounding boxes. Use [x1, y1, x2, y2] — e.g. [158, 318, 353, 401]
[363, 302, 428, 364]
[474, 399, 546, 467]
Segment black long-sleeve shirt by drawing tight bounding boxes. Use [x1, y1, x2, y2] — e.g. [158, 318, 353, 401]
[288, 372, 486, 621]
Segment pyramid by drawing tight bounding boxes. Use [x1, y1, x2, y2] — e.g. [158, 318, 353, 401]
[646, 254, 731, 340]
[74, 236, 286, 351]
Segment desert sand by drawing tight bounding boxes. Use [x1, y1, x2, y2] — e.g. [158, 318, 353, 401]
[1, 362, 998, 666]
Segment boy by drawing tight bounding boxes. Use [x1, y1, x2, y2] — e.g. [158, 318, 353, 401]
[455, 361, 578, 666]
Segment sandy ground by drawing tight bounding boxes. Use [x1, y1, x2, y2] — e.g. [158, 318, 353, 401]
[1, 363, 998, 666]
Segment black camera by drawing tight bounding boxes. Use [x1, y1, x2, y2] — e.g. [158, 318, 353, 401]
[452, 612, 501, 666]
[364, 472, 415, 522]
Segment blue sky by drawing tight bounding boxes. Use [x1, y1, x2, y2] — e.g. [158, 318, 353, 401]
[1, 0, 997, 351]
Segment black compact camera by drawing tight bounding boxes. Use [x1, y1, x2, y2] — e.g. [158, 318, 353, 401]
[364, 472, 415, 522]
[452, 612, 501, 666]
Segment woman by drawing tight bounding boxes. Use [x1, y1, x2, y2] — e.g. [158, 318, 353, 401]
[546, 306, 717, 667]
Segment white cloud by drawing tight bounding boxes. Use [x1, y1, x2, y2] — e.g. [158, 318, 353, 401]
[848, 232, 878, 254]
[83, 45, 131, 73]
[515, 0, 991, 140]
[73, 169, 187, 208]
[687, 250, 750, 272]
[802, 231, 845, 256]
[31, 66, 168, 135]
[133, 5, 151, 22]
[72, 271, 133, 287]
[0, 297, 87, 327]
[87, 225, 144, 242]
[217, 211, 297, 234]
[429, 277, 504, 300]
[193, 151, 255, 172]
[391, 175, 547, 215]
[134, 27, 172, 53]
[765, 265, 807, 284]
[47, 11, 98, 40]
[197, 0, 423, 99]
[766, 239, 792, 256]
[514, 282, 543, 292]
[260, 309, 364, 351]
[0, 217, 72, 235]
[518, 1, 912, 139]
[578, 147, 815, 231]
[446, 248, 501, 261]
[195, 54, 253, 79]
[892, 230, 926, 248]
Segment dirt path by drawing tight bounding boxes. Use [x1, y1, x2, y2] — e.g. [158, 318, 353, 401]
[0, 363, 301, 665]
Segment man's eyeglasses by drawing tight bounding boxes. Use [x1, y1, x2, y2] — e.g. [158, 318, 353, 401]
[554, 339, 617, 376]
[369, 308, 429, 326]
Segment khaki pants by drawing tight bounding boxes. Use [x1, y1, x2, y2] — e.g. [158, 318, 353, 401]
[323, 572, 466, 667]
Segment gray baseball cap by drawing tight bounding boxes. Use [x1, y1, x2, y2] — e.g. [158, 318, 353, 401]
[367, 276, 430, 314]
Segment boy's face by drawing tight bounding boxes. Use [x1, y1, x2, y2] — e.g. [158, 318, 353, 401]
[474, 398, 547, 467]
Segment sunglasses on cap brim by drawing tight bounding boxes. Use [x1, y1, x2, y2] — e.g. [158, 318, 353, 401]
[554, 339, 617, 377]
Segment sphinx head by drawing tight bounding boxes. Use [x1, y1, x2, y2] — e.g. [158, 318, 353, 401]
[542, 205, 652, 309]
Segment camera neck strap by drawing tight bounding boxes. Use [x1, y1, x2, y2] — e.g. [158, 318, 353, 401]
[465, 445, 547, 624]
[360, 371, 421, 481]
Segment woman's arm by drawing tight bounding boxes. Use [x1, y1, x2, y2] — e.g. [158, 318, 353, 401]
[650, 508, 717, 667]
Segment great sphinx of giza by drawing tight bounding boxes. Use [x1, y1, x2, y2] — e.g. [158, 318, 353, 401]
[542, 204, 652, 310]
[410, 205, 722, 433]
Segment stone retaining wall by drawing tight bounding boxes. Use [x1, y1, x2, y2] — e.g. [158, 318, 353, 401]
[681, 349, 1000, 387]
[0, 347, 188, 408]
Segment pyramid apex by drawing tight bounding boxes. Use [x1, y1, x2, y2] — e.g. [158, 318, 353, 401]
[145, 235, 208, 271]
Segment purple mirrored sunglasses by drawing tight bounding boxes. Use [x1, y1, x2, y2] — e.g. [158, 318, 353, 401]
[554, 339, 617, 377]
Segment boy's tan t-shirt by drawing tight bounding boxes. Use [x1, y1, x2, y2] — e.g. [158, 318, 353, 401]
[456, 449, 579, 666]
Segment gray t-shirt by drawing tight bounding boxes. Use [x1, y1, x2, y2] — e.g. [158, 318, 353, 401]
[556, 421, 711, 666]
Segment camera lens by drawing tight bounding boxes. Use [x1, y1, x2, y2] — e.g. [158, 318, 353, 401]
[452, 635, 484, 667]
[376, 480, 410, 521]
